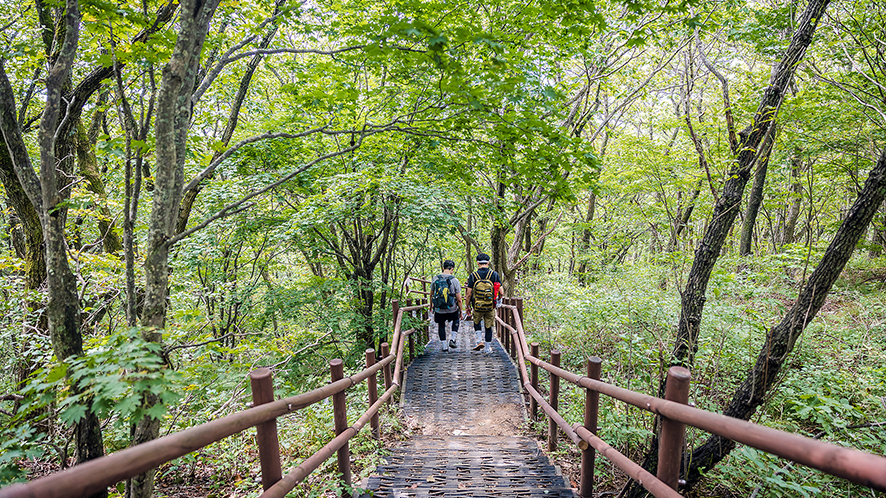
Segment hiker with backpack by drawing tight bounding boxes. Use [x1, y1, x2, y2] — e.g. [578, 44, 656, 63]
[464, 253, 502, 354]
[431, 260, 463, 352]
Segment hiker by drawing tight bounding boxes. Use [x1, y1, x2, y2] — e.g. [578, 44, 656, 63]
[431, 259, 463, 352]
[464, 253, 501, 354]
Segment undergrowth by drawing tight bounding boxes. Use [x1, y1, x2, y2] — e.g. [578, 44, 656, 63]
[521, 255, 886, 497]
[2, 251, 883, 497]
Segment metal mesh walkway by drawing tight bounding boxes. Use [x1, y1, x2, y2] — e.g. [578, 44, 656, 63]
[403, 326, 523, 425]
[361, 317, 576, 497]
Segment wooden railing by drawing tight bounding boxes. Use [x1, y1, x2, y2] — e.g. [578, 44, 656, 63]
[9, 282, 882, 498]
[494, 297, 886, 497]
[0, 277, 431, 498]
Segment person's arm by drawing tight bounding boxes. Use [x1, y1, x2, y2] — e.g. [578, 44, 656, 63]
[455, 292, 463, 311]
[464, 287, 472, 312]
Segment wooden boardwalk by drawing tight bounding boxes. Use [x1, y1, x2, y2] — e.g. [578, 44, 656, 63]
[361, 321, 576, 497]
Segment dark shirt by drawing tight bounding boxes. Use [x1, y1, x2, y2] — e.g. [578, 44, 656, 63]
[466, 267, 501, 290]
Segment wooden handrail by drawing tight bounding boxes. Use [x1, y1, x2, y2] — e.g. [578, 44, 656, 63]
[573, 425, 681, 498]
[500, 301, 886, 494]
[504, 317, 586, 450]
[0, 284, 433, 498]
[502, 314, 673, 497]
[0, 354, 391, 498]
[258, 384, 399, 498]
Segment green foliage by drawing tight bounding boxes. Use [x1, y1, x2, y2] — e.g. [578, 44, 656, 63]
[18, 329, 181, 428]
[1, 0, 883, 494]
[717, 446, 822, 498]
[521, 258, 886, 495]
[0, 425, 43, 485]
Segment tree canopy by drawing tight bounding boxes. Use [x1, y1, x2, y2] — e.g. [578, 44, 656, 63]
[1, 0, 884, 496]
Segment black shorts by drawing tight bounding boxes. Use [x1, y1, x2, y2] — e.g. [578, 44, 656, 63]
[434, 310, 459, 324]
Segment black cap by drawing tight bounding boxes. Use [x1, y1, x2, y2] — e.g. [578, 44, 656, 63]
[443, 260, 455, 269]
[476, 253, 490, 264]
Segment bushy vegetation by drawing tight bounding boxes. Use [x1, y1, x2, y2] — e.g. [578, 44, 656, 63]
[521, 255, 886, 497]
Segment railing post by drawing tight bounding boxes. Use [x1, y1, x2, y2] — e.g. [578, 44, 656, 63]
[365, 349, 380, 438]
[422, 297, 429, 344]
[391, 299, 400, 350]
[548, 349, 561, 452]
[530, 342, 539, 421]
[658, 366, 691, 490]
[381, 342, 392, 404]
[421, 280, 429, 344]
[406, 298, 414, 361]
[580, 357, 602, 498]
[249, 368, 282, 491]
[516, 297, 524, 324]
[329, 359, 352, 486]
[508, 299, 516, 358]
[502, 302, 510, 354]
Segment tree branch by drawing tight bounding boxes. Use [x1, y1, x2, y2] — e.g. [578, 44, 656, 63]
[191, 4, 287, 105]
[809, 68, 886, 125]
[169, 135, 369, 247]
[695, 29, 738, 154]
[180, 126, 332, 194]
[511, 210, 564, 269]
[164, 331, 265, 354]
[587, 34, 693, 144]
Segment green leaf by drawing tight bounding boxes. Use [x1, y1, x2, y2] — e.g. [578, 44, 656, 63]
[59, 405, 88, 425]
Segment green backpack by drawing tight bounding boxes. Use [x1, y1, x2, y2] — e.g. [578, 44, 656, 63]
[431, 275, 456, 309]
[471, 271, 495, 312]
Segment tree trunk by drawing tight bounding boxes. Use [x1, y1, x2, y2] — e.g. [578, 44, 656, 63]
[1, 4, 107, 496]
[576, 190, 596, 281]
[491, 219, 516, 295]
[627, 1, 831, 494]
[739, 130, 776, 256]
[0, 144, 46, 291]
[128, 2, 221, 497]
[465, 204, 475, 274]
[353, 269, 376, 350]
[684, 144, 886, 487]
[0, 113, 49, 423]
[782, 150, 803, 247]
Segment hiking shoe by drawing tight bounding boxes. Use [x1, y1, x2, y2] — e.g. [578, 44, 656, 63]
[472, 343, 484, 351]
[483, 344, 493, 354]
[448, 339, 457, 349]
[442, 343, 449, 352]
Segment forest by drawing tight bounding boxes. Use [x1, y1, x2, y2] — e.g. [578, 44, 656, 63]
[0, 0, 884, 496]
